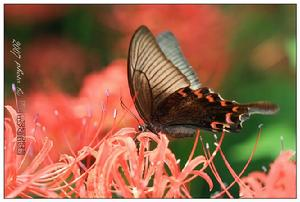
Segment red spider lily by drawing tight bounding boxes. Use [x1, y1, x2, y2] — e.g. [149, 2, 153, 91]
[100, 5, 231, 88]
[85, 129, 213, 198]
[5, 105, 58, 198]
[239, 150, 296, 198]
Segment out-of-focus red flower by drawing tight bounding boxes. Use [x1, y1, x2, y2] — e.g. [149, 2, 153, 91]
[239, 150, 296, 198]
[16, 60, 135, 160]
[23, 37, 92, 91]
[24, 91, 84, 160]
[5, 5, 68, 24]
[80, 60, 127, 99]
[100, 5, 231, 89]
[79, 59, 140, 130]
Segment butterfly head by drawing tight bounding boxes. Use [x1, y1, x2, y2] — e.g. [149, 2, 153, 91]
[138, 124, 147, 132]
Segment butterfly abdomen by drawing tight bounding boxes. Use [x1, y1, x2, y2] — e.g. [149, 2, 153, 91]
[243, 102, 279, 115]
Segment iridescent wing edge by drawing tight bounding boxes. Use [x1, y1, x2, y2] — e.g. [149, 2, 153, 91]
[156, 31, 201, 90]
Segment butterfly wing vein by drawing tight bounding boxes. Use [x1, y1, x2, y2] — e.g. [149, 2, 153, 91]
[128, 26, 190, 122]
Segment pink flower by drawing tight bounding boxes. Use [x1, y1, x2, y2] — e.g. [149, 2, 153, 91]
[239, 150, 296, 198]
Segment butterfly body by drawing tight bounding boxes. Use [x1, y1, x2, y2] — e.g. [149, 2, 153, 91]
[128, 25, 278, 138]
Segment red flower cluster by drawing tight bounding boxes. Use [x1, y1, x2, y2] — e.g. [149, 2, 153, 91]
[5, 104, 215, 198]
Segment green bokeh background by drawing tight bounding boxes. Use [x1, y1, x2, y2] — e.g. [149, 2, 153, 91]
[4, 5, 296, 198]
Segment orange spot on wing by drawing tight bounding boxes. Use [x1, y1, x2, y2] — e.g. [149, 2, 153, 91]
[220, 101, 227, 107]
[206, 95, 214, 102]
[211, 121, 221, 130]
[178, 88, 187, 97]
[193, 89, 203, 98]
[232, 106, 239, 112]
[211, 121, 231, 132]
[226, 113, 234, 124]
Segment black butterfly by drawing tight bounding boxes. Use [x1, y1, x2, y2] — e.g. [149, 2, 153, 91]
[127, 25, 279, 138]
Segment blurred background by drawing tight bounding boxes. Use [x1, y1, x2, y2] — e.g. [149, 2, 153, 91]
[4, 5, 296, 198]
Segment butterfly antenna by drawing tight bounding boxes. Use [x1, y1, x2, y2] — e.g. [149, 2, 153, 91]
[120, 96, 141, 126]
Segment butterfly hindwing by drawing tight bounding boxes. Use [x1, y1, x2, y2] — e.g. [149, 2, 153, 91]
[152, 87, 248, 136]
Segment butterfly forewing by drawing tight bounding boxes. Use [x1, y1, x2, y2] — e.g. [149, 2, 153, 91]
[128, 26, 190, 122]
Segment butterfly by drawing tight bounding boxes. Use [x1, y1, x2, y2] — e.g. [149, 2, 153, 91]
[127, 25, 279, 138]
